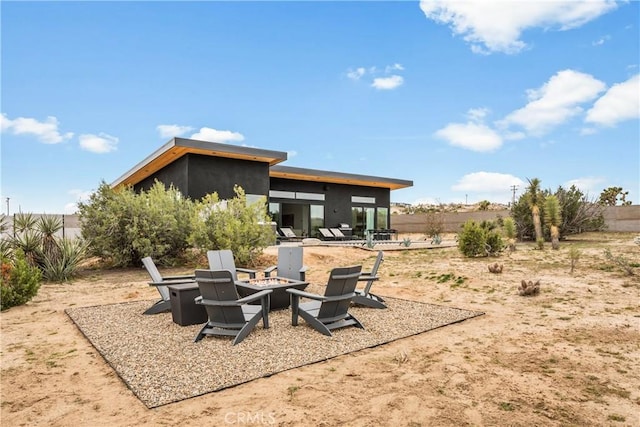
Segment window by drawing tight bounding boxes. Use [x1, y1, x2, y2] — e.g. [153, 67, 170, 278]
[310, 205, 324, 238]
[352, 196, 375, 204]
[376, 207, 389, 229]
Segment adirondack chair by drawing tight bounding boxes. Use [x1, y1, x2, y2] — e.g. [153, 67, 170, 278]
[194, 269, 272, 345]
[264, 246, 308, 281]
[207, 249, 257, 281]
[141, 257, 196, 315]
[287, 265, 363, 336]
[353, 251, 386, 309]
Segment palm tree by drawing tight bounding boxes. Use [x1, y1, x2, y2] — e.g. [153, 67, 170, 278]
[545, 195, 562, 250]
[526, 178, 544, 246]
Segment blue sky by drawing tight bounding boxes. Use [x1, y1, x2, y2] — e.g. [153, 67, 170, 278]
[1, 0, 638, 214]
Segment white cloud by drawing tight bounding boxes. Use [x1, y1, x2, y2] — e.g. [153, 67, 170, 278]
[347, 64, 406, 88]
[467, 107, 489, 123]
[64, 189, 93, 214]
[419, 0, 618, 54]
[1, 113, 73, 144]
[190, 127, 245, 143]
[564, 176, 605, 196]
[385, 63, 404, 73]
[371, 75, 404, 90]
[585, 74, 640, 126]
[287, 150, 297, 158]
[346, 67, 366, 80]
[501, 69, 606, 135]
[79, 133, 118, 153]
[434, 122, 503, 152]
[157, 124, 194, 139]
[452, 172, 525, 203]
[592, 35, 611, 46]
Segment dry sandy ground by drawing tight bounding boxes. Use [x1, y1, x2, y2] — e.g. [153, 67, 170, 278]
[2, 232, 639, 426]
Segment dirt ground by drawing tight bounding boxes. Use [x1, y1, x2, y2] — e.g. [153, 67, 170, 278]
[1, 232, 639, 426]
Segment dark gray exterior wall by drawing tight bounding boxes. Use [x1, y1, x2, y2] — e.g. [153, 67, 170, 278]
[186, 154, 269, 200]
[135, 154, 270, 201]
[136, 155, 189, 195]
[269, 177, 390, 228]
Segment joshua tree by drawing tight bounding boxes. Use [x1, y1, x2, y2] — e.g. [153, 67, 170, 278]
[526, 178, 544, 246]
[545, 195, 562, 250]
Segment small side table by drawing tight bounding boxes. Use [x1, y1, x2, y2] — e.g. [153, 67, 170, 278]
[167, 283, 208, 326]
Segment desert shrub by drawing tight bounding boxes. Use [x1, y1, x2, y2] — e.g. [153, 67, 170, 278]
[189, 186, 275, 266]
[1, 250, 42, 310]
[458, 221, 486, 257]
[6, 214, 87, 282]
[458, 220, 503, 257]
[424, 212, 444, 240]
[78, 180, 196, 267]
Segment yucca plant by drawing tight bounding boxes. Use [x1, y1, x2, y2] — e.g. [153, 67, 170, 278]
[12, 212, 38, 233]
[11, 230, 42, 266]
[526, 178, 544, 245]
[502, 217, 517, 252]
[37, 215, 63, 261]
[40, 237, 88, 282]
[545, 195, 562, 250]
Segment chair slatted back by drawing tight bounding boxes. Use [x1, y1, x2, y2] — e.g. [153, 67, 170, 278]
[207, 250, 239, 281]
[195, 269, 245, 324]
[280, 227, 297, 238]
[363, 251, 384, 295]
[142, 257, 170, 300]
[318, 265, 362, 319]
[318, 228, 334, 239]
[277, 246, 304, 281]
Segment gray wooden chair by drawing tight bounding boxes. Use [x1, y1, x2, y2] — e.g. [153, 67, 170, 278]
[353, 251, 387, 309]
[287, 265, 363, 336]
[207, 249, 257, 281]
[264, 246, 308, 281]
[141, 256, 195, 315]
[194, 269, 272, 345]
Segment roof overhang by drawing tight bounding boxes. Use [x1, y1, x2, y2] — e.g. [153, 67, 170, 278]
[269, 165, 413, 190]
[112, 138, 288, 188]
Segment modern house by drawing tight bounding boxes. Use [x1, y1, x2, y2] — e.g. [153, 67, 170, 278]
[112, 137, 412, 239]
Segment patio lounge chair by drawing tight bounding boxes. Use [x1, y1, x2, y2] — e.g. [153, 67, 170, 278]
[318, 228, 336, 240]
[287, 265, 364, 336]
[328, 228, 347, 240]
[353, 251, 387, 309]
[278, 227, 302, 241]
[141, 257, 196, 315]
[207, 249, 257, 281]
[264, 246, 308, 281]
[194, 269, 272, 345]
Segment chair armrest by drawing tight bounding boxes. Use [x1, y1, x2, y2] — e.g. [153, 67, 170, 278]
[263, 266, 277, 277]
[286, 288, 326, 301]
[236, 267, 257, 279]
[163, 274, 196, 280]
[358, 274, 379, 282]
[196, 289, 272, 307]
[148, 278, 196, 286]
[236, 289, 273, 305]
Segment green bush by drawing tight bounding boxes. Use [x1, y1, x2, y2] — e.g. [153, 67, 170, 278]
[78, 180, 196, 267]
[1, 250, 42, 311]
[457, 220, 503, 257]
[189, 186, 276, 266]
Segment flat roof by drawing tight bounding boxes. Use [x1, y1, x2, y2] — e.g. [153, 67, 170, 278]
[270, 165, 413, 190]
[112, 138, 288, 188]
